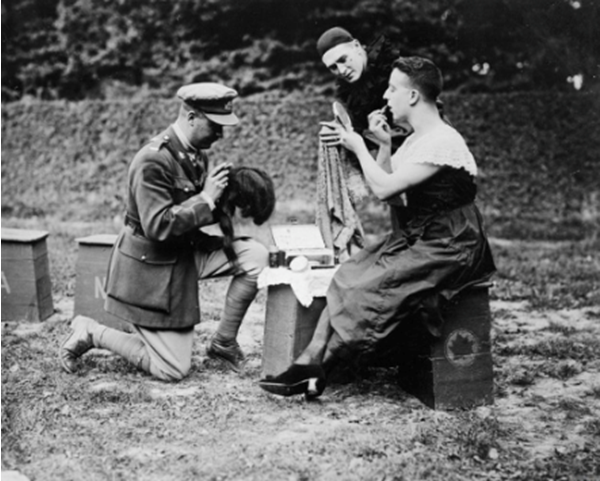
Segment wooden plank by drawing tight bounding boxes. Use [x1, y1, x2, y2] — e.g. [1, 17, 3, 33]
[2, 278, 52, 307]
[1, 270, 52, 304]
[262, 286, 298, 376]
[36, 293, 55, 321]
[1, 289, 53, 322]
[34, 253, 51, 279]
[2, 259, 35, 281]
[1, 227, 49, 243]
[262, 285, 326, 376]
[74, 272, 108, 303]
[73, 238, 132, 332]
[430, 353, 494, 410]
[2, 255, 51, 281]
[76, 234, 117, 247]
[291, 298, 325, 359]
[1, 241, 48, 261]
[1, 230, 53, 322]
[35, 274, 53, 299]
[2, 301, 40, 322]
[397, 286, 494, 410]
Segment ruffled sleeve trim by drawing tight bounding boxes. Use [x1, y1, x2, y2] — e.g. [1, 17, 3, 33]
[394, 128, 478, 177]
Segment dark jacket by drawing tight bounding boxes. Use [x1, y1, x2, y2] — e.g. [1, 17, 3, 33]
[104, 125, 221, 329]
[335, 35, 406, 153]
[336, 35, 400, 136]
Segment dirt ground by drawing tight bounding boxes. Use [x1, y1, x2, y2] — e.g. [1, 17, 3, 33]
[2, 281, 599, 481]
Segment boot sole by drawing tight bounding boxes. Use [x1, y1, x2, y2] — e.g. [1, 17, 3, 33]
[258, 377, 324, 397]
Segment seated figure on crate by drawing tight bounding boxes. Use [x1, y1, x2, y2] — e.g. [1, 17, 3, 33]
[259, 56, 496, 398]
[315, 27, 452, 261]
[59, 82, 275, 381]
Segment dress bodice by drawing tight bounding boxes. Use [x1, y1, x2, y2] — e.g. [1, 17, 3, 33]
[388, 125, 479, 232]
[409, 168, 476, 217]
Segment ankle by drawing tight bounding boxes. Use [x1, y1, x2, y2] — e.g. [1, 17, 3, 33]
[214, 333, 236, 345]
[295, 352, 322, 366]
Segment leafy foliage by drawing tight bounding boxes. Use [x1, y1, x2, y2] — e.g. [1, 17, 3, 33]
[2, 0, 599, 100]
[2, 92, 599, 241]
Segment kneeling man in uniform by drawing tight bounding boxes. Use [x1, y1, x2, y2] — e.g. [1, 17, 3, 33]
[60, 82, 273, 380]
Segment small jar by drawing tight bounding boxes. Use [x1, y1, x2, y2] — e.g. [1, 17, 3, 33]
[269, 246, 286, 267]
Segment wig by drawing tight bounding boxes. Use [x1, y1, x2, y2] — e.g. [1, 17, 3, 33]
[215, 166, 276, 265]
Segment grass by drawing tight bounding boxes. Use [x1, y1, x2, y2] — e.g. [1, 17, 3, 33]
[3, 216, 599, 309]
[2, 216, 600, 480]
[489, 238, 600, 309]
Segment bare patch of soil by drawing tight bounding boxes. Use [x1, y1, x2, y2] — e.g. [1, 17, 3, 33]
[2, 282, 599, 480]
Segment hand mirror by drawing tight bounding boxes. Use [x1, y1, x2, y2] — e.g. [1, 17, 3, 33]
[332, 101, 352, 131]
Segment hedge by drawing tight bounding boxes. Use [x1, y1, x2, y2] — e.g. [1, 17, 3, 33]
[2, 92, 599, 240]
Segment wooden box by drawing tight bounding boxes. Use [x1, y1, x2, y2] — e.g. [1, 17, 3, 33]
[74, 234, 132, 332]
[1, 228, 54, 321]
[262, 284, 326, 377]
[396, 284, 494, 410]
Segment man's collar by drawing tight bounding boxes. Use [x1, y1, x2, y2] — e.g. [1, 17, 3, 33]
[172, 122, 196, 154]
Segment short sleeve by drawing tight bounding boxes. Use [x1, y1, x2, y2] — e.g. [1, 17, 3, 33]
[398, 128, 478, 177]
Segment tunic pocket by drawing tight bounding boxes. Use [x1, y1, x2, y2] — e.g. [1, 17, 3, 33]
[172, 176, 197, 203]
[105, 232, 177, 313]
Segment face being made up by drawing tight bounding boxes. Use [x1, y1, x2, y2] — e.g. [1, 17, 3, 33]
[383, 69, 417, 124]
[321, 40, 367, 84]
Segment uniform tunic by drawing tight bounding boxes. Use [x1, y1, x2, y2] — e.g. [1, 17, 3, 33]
[325, 125, 496, 357]
[105, 125, 222, 329]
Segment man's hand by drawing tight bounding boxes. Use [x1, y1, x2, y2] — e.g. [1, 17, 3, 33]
[202, 162, 231, 204]
[319, 121, 340, 145]
[320, 122, 366, 154]
[367, 109, 392, 146]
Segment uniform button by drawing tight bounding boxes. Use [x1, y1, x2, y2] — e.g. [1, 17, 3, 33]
[141, 255, 147, 261]
[184, 187, 189, 192]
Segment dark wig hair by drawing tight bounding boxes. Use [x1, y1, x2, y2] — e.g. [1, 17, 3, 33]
[215, 166, 276, 265]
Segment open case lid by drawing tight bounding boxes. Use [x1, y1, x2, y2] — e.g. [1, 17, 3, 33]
[270, 224, 326, 250]
[269, 224, 335, 268]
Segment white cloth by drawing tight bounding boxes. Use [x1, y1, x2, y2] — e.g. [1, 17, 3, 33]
[258, 266, 339, 307]
[391, 124, 478, 177]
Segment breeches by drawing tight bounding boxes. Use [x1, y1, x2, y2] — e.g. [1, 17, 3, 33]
[134, 238, 268, 381]
[194, 237, 268, 280]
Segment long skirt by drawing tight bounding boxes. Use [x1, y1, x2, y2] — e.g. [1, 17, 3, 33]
[325, 203, 495, 359]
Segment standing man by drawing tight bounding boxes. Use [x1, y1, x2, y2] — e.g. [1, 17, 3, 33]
[59, 83, 269, 380]
[317, 26, 408, 147]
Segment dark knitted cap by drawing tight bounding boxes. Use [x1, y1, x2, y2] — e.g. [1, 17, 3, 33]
[316, 27, 354, 57]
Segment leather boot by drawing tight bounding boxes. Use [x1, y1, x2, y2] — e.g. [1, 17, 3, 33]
[59, 315, 101, 373]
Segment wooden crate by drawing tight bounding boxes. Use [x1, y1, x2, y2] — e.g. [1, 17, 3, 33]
[396, 284, 494, 410]
[261, 284, 326, 377]
[74, 234, 132, 332]
[1, 228, 54, 321]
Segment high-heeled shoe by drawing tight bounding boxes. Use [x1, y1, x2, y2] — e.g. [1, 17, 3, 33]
[258, 364, 326, 398]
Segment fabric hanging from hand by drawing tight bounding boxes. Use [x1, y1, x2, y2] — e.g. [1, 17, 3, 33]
[316, 137, 368, 262]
